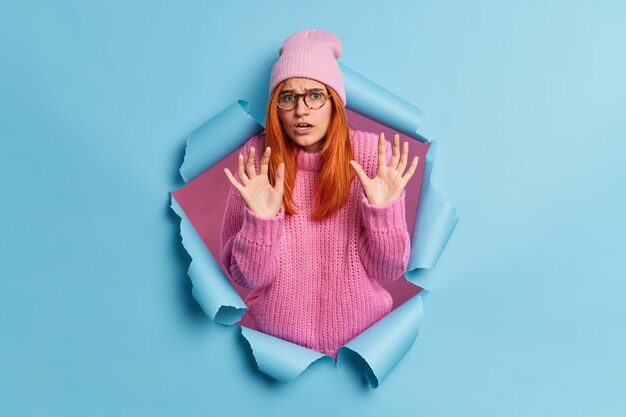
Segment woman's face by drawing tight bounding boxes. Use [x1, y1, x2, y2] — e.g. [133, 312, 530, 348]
[277, 77, 333, 153]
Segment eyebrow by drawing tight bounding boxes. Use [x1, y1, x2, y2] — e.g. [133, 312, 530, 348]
[279, 88, 326, 93]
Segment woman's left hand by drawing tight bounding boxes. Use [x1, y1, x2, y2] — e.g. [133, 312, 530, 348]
[350, 132, 419, 207]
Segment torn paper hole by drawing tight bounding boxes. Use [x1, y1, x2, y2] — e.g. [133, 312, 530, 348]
[170, 66, 457, 387]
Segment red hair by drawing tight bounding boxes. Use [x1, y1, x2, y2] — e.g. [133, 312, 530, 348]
[265, 81, 354, 220]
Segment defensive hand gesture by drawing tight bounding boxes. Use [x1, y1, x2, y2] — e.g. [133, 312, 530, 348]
[224, 146, 285, 218]
[349, 133, 419, 207]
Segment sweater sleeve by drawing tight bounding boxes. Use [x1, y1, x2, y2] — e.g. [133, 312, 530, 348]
[219, 137, 284, 289]
[354, 131, 411, 282]
[357, 192, 411, 282]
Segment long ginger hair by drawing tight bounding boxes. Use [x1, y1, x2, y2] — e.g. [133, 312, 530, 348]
[265, 81, 355, 220]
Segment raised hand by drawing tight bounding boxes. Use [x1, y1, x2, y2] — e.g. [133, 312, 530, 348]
[224, 146, 285, 218]
[349, 133, 419, 207]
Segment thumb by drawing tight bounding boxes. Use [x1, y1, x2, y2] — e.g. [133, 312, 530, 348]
[274, 162, 285, 194]
[349, 160, 369, 185]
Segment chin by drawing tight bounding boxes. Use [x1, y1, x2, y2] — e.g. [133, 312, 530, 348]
[296, 137, 324, 150]
[288, 132, 322, 146]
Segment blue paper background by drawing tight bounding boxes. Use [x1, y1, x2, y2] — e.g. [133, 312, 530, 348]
[2, 1, 625, 416]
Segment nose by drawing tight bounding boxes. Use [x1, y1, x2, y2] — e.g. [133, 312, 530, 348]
[293, 96, 310, 116]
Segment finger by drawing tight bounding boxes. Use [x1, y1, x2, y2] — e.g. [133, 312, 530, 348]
[224, 168, 244, 193]
[350, 160, 370, 185]
[390, 133, 400, 169]
[402, 156, 420, 181]
[274, 162, 285, 194]
[377, 132, 386, 173]
[397, 141, 409, 173]
[259, 146, 271, 176]
[246, 147, 257, 179]
[237, 153, 249, 185]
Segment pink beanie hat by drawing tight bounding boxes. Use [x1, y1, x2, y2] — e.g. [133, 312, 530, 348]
[269, 29, 346, 106]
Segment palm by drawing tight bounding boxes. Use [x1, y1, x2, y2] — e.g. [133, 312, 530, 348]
[224, 146, 285, 218]
[350, 133, 419, 207]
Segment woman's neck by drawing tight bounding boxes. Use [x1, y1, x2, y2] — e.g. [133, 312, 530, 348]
[297, 140, 324, 153]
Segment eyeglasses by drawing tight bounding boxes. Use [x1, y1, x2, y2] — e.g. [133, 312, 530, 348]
[277, 91, 331, 111]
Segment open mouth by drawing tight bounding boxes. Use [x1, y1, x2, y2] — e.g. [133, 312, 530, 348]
[294, 123, 313, 133]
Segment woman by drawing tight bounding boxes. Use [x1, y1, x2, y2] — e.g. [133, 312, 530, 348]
[220, 29, 419, 358]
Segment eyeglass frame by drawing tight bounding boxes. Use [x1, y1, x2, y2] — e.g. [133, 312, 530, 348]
[276, 91, 332, 111]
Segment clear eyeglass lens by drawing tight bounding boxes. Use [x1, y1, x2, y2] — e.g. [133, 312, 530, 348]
[306, 92, 325, 109]
[278, 92, 326, 110]
[278, 95, 295, 109]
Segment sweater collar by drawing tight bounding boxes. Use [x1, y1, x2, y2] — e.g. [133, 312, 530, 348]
[296, 148, 322, 172]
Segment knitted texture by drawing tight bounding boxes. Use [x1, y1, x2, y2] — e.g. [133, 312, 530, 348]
[269, 29, 346, 106]
[220, 130, 411, 358]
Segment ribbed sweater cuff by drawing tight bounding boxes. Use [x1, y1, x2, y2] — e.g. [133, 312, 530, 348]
[240, 206, 285, 245]
[360, 194, 407, 233]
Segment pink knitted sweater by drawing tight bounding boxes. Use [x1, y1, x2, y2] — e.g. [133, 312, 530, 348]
[220, 130, 411, 358]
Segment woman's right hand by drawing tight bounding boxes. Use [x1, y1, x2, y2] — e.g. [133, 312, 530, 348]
[224, 146, 285, 218]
